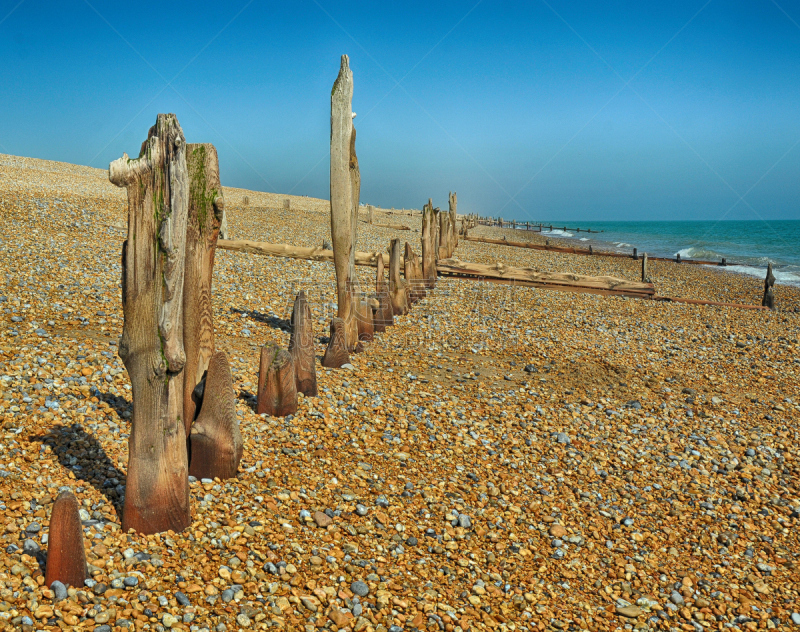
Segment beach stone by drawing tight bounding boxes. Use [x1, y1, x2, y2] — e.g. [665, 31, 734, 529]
[791, 612, 800, 625]
[49, 580, 67, 601]
[549, 524, 568, 538]
[313, 511, 332, 528]
[351, 580, 369, 597]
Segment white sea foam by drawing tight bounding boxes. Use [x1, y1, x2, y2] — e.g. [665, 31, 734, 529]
[546, 229, 573, 237]
[723, 265, 800, 287]
[579, 237, 589, 241]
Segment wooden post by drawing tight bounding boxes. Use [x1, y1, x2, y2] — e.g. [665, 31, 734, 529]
[642, 253, 650, 283]
[368, 204, 374, 225]
[589, 245, 593, 255]
[257, 343, 298, 416]
[404, 242, 425, 303]
[322, 318, 350, 368]
[389, 238, 408, 315]
[243, 195, 249, 206]
[449, 192, 458, 252]
[44, 492, 86, 589]
[284, 198, 291, 210]
[288, 291, 317, 396]
[422, 199, 436, 289]
[762, 263, 776, 310]
[182, 143, 225, 435]
[109, 113, 190, 535]
[356, 298, 374, 343]
[438, 206, 448, 260]
[374, 253, 393, 332]
[632, 247, 637, 260]
[676, 252, 681, 263]
[188, 351, 242, 480]
[721, 257, 727, 266]
[330, 55, 361, 353]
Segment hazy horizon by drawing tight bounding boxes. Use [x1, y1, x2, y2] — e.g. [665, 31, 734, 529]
[1, 1, 799, 223]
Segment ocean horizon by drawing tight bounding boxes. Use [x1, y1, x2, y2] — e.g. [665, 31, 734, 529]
[512, 219, 800, 287]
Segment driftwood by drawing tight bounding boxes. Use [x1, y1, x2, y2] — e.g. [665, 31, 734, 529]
[404, 242, 425, 303]
[437, 257, 656, 298]
[44, 491, 86, 589]
[109, 113, 190, 535]
[188, 351, 242, 480]
[257, 343, 298, 416]
[322, 317, 350, 368]
[389, 238, 408, 315]
[288, 291, 317, 396]
[360, 219, 410, 230]
[464, 235, 735, 266]
[763, 263, 776, 310]
[330, 54, 360, 353]
[421, 200, 437, 289]
[217, 239, 391, 267]
[183, 143, 225, 435]
[374, 254, 393, 332]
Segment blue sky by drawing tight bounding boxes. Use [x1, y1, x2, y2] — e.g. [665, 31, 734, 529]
[1, 0, 799, 221]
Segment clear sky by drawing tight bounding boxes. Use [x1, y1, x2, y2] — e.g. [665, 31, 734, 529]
[1, 0, 799, 222]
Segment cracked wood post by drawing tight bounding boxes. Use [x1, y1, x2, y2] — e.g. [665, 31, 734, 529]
[642, 253, 650, 283]
[44, 491, 86, 589]
[109, 113, 190, 535]
[421, 200, 437, 289]
[288, 291, 318, 396]
[188, 351, 242, 480]
[258, 343, 298, 416]
[389, 238, 408, 316]
[330, 54, 361, 353]
[322, 317, 350, 368]
[356, 298, 374, 344]
[762, 263, 776, 310]
[182, 143, 225, 436]
[374, 253, 393, 332]
[404, 242, 425, 304]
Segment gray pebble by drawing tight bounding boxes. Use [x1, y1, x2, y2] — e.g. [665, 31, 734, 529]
[351, 580, 369, 597]
[50, 579, 67, 601]
[94, 626, 112, 632]
[792, 613, 800, 626]
[670, 591, 684, 605]
[123, 576, 139, 588]
[353, 603, 362, 616]
[221, 588, 234, 603]
[25, 522, 41, 533]
[175, 591, 190, 606]
[356, 504, 368, 516]
[23, 539, 40, 555]
[556, 432, 570, 444]
[457, 514, 471, 528]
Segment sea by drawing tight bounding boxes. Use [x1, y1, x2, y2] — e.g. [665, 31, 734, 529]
[531, 220, 800, 287]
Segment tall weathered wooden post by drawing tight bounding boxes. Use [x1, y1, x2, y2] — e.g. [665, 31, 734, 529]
[438, 206, 448, 260]
[183, 143, 225, 435]
[422, 199, 437, 289]
[109, 113, 191, 535]
[762, 263, 776, 310]
[642, 253, 650, 283]
[327, 54, 361, 356]
[449, 191, 458, 253]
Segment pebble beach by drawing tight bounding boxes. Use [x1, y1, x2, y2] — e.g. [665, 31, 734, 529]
[1, 152, 799, 632]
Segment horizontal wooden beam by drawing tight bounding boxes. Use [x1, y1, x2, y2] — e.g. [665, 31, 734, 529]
[464, 235, 732, 266]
